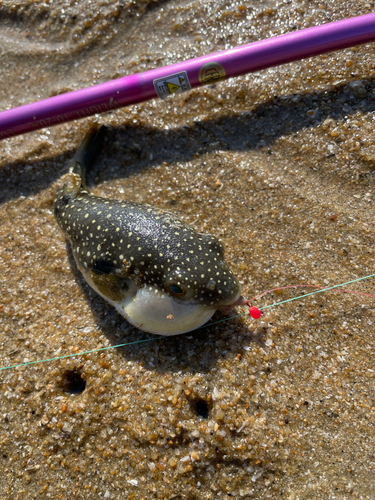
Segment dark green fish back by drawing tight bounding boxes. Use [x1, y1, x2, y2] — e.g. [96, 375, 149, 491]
[54, 187, 240, 307]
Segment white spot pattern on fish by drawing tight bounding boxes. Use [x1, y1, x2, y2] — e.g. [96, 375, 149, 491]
[53, 125, 244, 335]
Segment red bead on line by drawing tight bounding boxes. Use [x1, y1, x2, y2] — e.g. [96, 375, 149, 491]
[249, 306, 262, 319]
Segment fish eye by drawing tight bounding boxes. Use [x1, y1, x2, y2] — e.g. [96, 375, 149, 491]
[169, 284, 186, 297]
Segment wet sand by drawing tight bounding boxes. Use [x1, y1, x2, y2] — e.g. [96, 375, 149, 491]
[1, 0, 375, 498]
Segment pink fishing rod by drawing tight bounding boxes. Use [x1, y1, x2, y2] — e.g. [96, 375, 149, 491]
[1, 12, 375, 141]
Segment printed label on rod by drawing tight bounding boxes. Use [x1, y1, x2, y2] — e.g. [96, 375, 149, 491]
[153, 71, 191, 100]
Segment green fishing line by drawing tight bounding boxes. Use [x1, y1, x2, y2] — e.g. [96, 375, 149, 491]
[1, 272, 374, 371]
[259, 272, 375, 310]
[0, 337, 162, 371]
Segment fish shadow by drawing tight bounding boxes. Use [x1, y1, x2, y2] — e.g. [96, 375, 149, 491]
[64, 239, 259, 375]
[1, 77, 375, 205]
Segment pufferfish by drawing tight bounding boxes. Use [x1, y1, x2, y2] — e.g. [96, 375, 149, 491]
[54, 124, 249, 335]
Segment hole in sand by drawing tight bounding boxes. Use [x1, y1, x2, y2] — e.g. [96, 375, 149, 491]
[191, 397, 210, 419]
[59, 370, 86, 395]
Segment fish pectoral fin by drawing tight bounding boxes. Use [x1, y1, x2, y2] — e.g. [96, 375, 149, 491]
[90, 269, 131, 301]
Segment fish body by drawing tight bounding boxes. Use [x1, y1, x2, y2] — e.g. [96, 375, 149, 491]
[54, 125, 246, 335]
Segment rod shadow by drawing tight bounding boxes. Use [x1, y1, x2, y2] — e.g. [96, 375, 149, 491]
[1, 77, 375, 205]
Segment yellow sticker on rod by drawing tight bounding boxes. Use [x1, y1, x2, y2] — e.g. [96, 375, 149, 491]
[153, 71, 191, 100]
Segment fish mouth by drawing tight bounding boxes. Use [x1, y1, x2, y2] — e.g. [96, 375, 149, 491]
[218, 295, 251, 315]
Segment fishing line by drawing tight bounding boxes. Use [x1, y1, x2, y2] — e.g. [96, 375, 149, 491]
[0, 337, 162, 372]
[257, 272, 375, 311]
[1, 272, 374, 372]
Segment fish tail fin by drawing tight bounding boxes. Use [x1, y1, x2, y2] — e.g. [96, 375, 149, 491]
[68, 123, 107, 188]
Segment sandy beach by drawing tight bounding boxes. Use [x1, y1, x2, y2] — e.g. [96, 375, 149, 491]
[1, 0, 375, 498]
